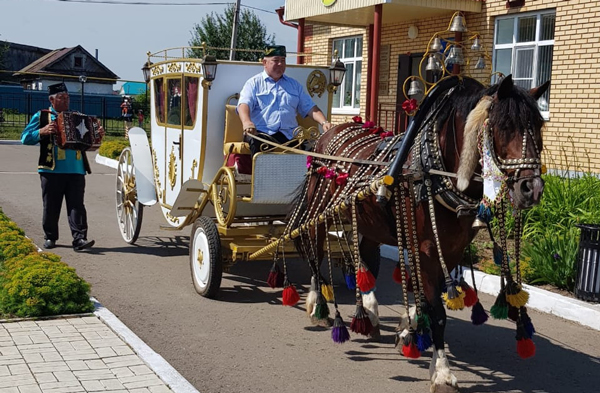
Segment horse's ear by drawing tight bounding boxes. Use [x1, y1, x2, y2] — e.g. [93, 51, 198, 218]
[530, 80, 550, 101]
[497, 74, 514, 100]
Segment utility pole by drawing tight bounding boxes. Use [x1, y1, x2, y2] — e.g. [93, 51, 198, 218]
[229, 0, 241, 61]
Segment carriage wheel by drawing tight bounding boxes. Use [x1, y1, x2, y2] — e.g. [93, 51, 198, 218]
[116, 147, 144, 244]
[211, 166, 237, 227]
[189, 216, 223, 298]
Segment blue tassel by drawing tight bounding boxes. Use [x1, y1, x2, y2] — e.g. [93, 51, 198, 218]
[521, 309, 535, 338]
[416, 330, 432, 352]
[477, 204, 492, 223]
[471, 301, 489, 326]
[493, 242, 506, 266]
[345, 273, 356, 290]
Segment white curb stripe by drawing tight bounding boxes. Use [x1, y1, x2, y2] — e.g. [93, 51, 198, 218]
[92, 298, 200, 393]
[381, 245, 600, 331]
[94, 153, 118, 169]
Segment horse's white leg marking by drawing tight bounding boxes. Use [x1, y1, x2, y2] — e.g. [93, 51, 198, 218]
[429, 348, 459, 393]
[361, 291, 379, 326]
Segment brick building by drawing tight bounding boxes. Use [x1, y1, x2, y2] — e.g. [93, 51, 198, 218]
[284, 0, 600, 172]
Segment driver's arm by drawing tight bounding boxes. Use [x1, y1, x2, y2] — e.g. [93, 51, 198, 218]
[237, 103, 255, 134]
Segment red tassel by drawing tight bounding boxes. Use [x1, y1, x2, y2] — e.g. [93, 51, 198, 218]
[267, 263, 284, 289]
[517, 338, 536, 359]
[392, 265, 403, 284]
[461, 281, 478, 307]
[282, 284, 300, 306]
[402, 342, 421, 359]
[356, 267, 376, 293]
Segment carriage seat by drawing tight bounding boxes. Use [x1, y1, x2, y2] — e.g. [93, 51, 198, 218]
[223, 104, 320, 155]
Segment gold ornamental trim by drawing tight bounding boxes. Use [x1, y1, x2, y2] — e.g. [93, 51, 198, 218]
[306, 70, 327, 98]
[168, 146, 177, 190]
[151, 65, 163, 76]
[191, 159, 198, 179]
[165, 211, 180, 224]
[151, 148, 164, 201]
[168, 62, 182, 73]
[186, 63, 202, 74]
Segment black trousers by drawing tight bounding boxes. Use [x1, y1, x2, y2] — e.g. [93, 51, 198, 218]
[249, 131, 305, 156]
[40, 173, 88, 245]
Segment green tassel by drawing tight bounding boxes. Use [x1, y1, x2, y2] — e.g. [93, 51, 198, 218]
[314, 293, 330, 320]
[415, 313, 430, 330]
[490, 290, 508, 320]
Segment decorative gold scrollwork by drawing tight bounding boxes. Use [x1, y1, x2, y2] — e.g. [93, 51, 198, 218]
[191, 159, 198, 179]
[151, 148, 163, 201]
[165, 211, 180, 224]
[168, 146, 177, 190]
[151, 65, 163, 76]
[186, 62, 202, 74]
[168, 62, 182, 73]
[306, 70, 327, 98]
[293, 126, 321, 141]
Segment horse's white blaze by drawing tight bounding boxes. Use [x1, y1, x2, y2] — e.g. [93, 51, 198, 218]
[429, 349, 458, 393]
[362, 291, 380, 326]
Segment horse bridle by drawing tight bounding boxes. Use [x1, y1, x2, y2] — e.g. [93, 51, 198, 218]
[487, 120, 542, 184]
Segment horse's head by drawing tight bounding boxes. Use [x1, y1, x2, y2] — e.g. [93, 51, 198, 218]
[457, 75, 550, 210]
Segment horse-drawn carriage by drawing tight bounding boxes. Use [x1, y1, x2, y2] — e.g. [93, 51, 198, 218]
[115, 46, 347, 298]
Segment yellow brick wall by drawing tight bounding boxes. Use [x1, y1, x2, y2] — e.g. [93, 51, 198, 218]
[305, 0, 600, 172]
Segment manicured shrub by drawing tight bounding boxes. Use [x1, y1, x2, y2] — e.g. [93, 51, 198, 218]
[98, 139, 130, 160]
[0, 234, 36, 262]
[0, 253, 94, 317]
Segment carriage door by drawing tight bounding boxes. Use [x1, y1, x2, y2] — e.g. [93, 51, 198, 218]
[163, 77, 184, 208]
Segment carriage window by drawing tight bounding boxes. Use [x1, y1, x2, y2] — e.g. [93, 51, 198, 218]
[154, 78, 165, 124]
[183, 76, 199, 127]
[332, 36, 363, 114]
[493, 11, 554, 117]
[167, 78, 182, 126]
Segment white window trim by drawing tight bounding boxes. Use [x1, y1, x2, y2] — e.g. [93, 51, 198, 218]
[331, 35, 363, 115]
[493, 10, 555, 120]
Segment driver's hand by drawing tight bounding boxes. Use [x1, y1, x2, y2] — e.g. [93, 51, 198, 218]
[243, 126, 257, 136]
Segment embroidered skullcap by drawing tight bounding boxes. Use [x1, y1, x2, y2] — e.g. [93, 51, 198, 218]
[264, 45, 286, 57]
[48, 82, 68, 96]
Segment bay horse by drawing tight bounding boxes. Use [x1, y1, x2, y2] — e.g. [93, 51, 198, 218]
[287, 75, 550, 392]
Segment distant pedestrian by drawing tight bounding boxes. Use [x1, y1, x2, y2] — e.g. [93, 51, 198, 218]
[120, 96, 133, 138]
[137, 109, 144, 128]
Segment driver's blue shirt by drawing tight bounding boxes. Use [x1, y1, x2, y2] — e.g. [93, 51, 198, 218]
[238, 71, 317, 140]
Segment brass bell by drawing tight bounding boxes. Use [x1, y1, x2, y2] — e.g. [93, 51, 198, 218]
[407, 80, 424, 97]
[425, 55, 442, 72]
[430, 37, 443, 51]
[471, 36, 481, 51]
[475, 56, 486, 69]
[449, 14, 468, 32]
[472, 217, 487, 230]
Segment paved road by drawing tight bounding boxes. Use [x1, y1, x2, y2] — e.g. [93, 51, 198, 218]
[1, 143, 599, 393]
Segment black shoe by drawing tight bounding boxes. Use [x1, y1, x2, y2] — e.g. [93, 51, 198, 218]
[43, 239, 56, 249]
[73, 239, 95, 251]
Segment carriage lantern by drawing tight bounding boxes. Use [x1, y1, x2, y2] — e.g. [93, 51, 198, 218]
[141, 60, 153, 84]
[201, 55, 218, 89]
[329, 58, 347, 89]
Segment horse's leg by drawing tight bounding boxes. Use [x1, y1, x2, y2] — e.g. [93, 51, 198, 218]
[427, 288, 459, 393]
[360, 237, 381, 339]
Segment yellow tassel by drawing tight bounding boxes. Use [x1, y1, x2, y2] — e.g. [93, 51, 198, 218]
[442, 287, 466, 310]
[506, 287, 529, 308]
[321, 284, 334, 302]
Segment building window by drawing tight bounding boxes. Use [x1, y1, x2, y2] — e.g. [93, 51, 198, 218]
[74, 56, 83, 68]
[332, 36, 362, 114]
[493, 11, 554, 118]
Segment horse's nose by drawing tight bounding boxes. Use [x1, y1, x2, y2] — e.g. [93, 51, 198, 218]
[519, 177, 545, 204]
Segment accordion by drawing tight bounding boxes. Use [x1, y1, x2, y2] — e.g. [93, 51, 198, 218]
[53, 111, 103, 151]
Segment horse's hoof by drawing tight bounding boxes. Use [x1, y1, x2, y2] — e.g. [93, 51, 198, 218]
[368, 325, 381, 341]
[311, 316, 333, 328]
[430, 382, 460, 393]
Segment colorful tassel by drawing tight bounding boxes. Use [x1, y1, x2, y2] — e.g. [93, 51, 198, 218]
[266, 262, 284, 289]
[282, 280, 300, 306]
[470, 301, 488, 325]
[516, 321, 536, 359]
[392, 263, 403, 284]
[356, 266, 376, 293]
[331, 311, 350, 344]
[350, 303, 373, 336]
[490, 290, 508, 319]
[321, 283, 334, 302]
[442, 283, 465, 310]
[459, 278, 478, 307]
[344, 273, 356, 290]
[416, 329, 432, 352]
[508, 305, 519, 322]
[314, 293, 330, 320]
[477, 204, 492, 223]
[521, 308, 535, 337]
[493, 242, 504, 266]
[505, 280, 529, 308]
[415, 313, 431, 330]
[401, 329, 421, 359]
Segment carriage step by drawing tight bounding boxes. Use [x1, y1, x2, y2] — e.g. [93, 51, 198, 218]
[170, 179, 206, 216]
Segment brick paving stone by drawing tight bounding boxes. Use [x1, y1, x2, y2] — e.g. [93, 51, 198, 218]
[60, 353, 99, 362]
[0, 359, 26, 366]
[40, 353, 63, 363]
[64, 361, 88, 371]
[86, 339, 124, 349]
[17, 344, 54, 354]
[148, 386, 172, 393]
[80, 332, 102, 341]
[52, 371, 78, 382]
[128, 388, 151, 393]
[109, 367, 134, 379]
[0, 387, 20, 393]
[83, 360, 107, 370]
[18, 385, 43, 393]
[94, 348, 116, 358]
[120, 375, 164, 389]
[22, 354, 44, 364]
[128, 365, 152, 376]
[102, 356, 142, 367]
[12, 337, 33, 346]
[98, 379, 125, 391]
[72, 369, 115, 381]
[0, 374, 37, 387]
[0, 347, 20, 356]
[29, 335, 50, 345]
[0, 365, 9, 376]
[110, 347, 133, 357]
[39, 381, 85, 393]
[8, 364, 31, 375]
[70, 342, 92, 352]
[47, 336, 85, 344]
[80, 380, 103, 391]
[33, 373, 57, 383]
[28, 361, 70, 373]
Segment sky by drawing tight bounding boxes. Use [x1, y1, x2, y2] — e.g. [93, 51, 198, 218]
[0, 0, 297, 84]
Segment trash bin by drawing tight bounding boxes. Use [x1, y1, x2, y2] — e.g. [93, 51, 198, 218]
[575, 224, 600, 302]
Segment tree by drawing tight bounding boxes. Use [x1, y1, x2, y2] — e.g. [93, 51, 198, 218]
[188, 4, 275, 62]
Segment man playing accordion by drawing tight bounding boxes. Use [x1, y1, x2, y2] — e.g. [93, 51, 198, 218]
[21, 82, 103, 251]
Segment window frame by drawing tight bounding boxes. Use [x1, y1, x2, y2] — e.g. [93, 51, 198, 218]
[331, 35, 363, 115]
[493, 10, 555, 120]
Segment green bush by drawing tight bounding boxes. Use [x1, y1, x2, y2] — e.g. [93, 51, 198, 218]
[0, 236, 36, 263]
[99, 138, 130, 160]
[0, 253, 94, 317]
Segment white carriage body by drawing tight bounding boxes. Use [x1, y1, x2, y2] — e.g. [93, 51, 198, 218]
[145, 55, 332, 227]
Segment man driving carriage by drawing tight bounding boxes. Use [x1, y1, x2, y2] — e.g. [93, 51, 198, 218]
[237, 45, 333, 156]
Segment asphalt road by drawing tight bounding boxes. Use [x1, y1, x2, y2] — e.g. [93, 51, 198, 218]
[1, 143, 599, 393]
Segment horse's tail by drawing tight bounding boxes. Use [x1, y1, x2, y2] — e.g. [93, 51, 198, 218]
[457, 95, 493, 191]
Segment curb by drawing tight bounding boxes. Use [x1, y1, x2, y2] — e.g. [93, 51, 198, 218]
[93, 298, 200, 393]
[95, 153, 118, 169]
[381, 245, 600, 331]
